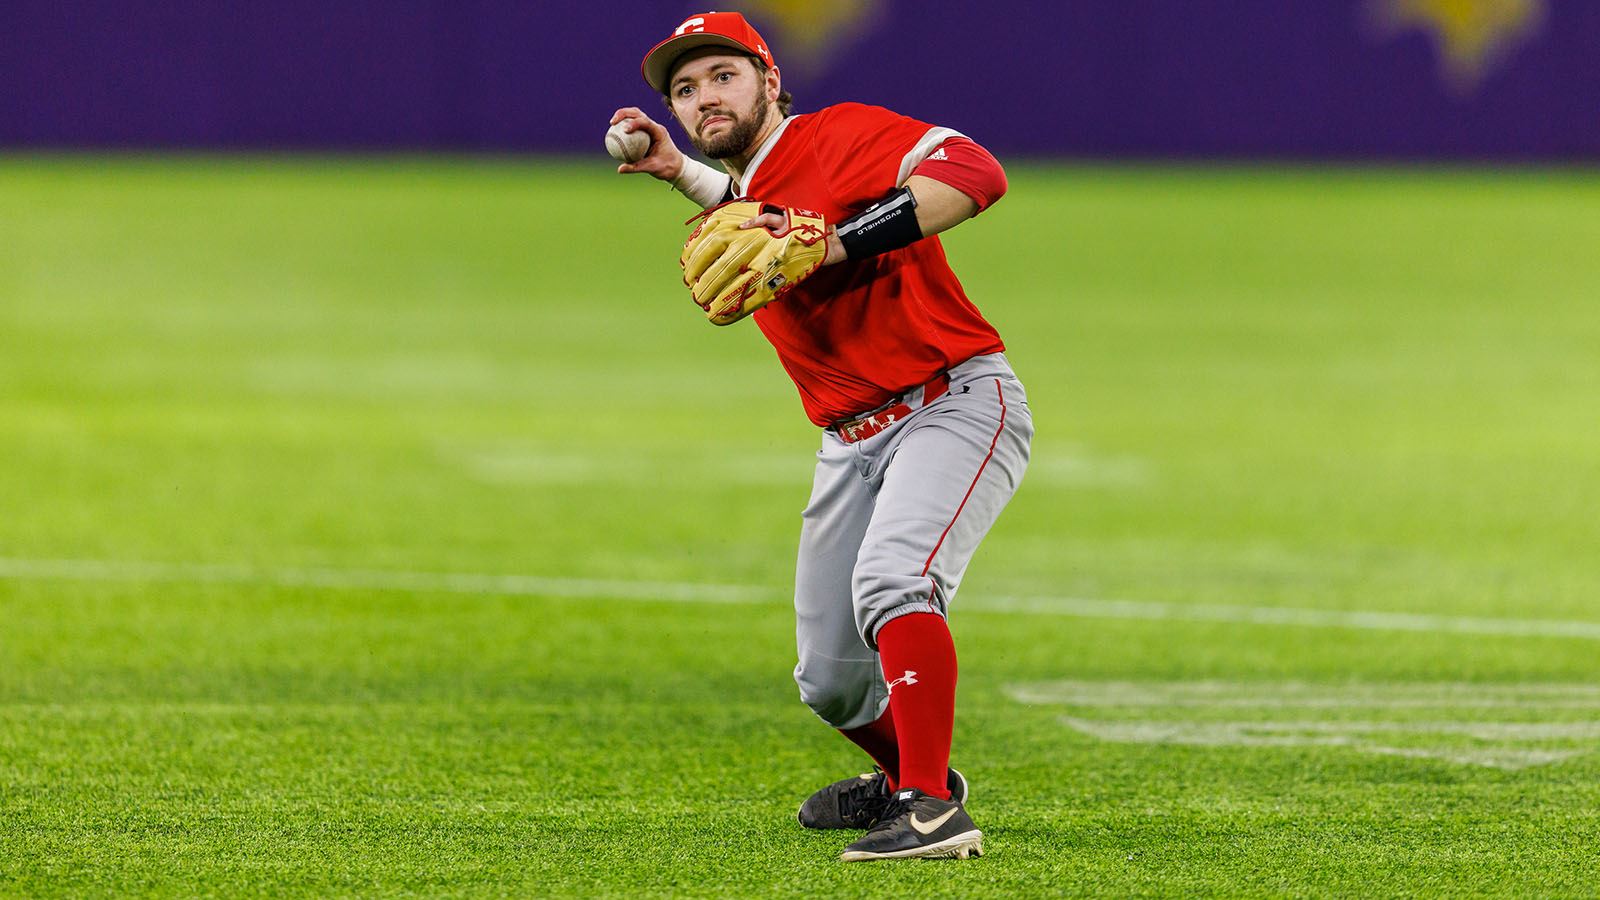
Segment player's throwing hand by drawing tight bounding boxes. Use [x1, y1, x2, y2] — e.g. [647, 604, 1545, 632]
[607, 108, 684, 179]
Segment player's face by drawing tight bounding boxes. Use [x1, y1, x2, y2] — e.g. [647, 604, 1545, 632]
[667, 53, 772, 160]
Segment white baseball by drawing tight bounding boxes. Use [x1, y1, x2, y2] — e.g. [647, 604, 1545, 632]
[605, 122, 651, 163]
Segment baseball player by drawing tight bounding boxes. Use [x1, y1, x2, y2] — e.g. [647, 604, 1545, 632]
[611, 12, 1031, 862]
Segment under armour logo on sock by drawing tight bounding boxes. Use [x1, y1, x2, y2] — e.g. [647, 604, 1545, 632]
[887, 670, 919, 694]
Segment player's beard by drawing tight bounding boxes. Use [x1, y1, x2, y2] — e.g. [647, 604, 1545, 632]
[691, 90, 771, 160]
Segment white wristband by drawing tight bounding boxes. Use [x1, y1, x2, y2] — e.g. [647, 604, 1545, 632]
[671, 157, 734, 208]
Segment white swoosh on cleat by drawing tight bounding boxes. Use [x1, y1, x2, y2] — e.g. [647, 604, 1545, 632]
[910, 808, 959, 835]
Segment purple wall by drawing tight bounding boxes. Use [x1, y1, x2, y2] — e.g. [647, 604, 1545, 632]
[2, 0, 1596, 158]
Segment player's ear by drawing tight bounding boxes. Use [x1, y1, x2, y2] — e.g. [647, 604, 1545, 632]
[766, 65, 781, 103]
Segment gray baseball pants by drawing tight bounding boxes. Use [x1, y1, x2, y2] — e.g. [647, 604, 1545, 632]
[792, 352, 1033, 730]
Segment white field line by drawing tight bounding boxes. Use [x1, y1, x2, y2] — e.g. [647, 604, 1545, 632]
[1059, 719, 1600, 740]
[1007, 680, 1600, 709]
[1056, 717, 1590, 770]
[978, 594, 1600, 640]
[444, 445, 1147, 489]
[0, 557, 768, 605]
[1010, 682, 1600, 769]
[4, 555, 1600, 641]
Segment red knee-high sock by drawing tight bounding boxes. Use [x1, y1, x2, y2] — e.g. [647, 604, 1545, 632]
[838, 706, 900, 789]
[876, 612, 957, 800]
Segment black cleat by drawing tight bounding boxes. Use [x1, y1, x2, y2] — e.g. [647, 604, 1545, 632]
[798, 767, 969, 830]
[839, 788, 984, 861]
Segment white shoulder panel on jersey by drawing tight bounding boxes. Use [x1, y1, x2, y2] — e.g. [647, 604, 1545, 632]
[896, 126, 968, 187]
[734, 114, 799, 196]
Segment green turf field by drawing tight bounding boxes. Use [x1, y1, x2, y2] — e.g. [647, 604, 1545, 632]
[2, 158, 1599, 896]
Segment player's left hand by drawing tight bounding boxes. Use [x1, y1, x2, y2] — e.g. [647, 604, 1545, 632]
[738, 210, 847, 266]
[680, 200, 829, 325]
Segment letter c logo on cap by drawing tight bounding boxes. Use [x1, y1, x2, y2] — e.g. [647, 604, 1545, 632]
[674, 17, 706, 36]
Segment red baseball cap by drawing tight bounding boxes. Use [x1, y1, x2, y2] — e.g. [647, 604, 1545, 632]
[641, 11, 776, 94]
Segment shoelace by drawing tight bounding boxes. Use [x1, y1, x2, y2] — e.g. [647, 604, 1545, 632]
[863, 793, 915, 834]
[838, 771, 890, 822]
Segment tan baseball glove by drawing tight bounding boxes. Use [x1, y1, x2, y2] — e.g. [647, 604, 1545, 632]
[680, 200, 828, 325]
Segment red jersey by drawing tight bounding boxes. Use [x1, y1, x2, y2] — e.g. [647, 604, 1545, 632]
[737, 103, 1006, 427]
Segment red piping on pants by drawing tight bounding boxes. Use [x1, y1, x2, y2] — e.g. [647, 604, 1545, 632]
[920, 378, 1007, 609]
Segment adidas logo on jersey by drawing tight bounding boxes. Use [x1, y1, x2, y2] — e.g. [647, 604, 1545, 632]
[928, 148, 949, 161]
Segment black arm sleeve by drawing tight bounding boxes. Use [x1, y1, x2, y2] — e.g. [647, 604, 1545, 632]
[834, 187, 921, 260]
